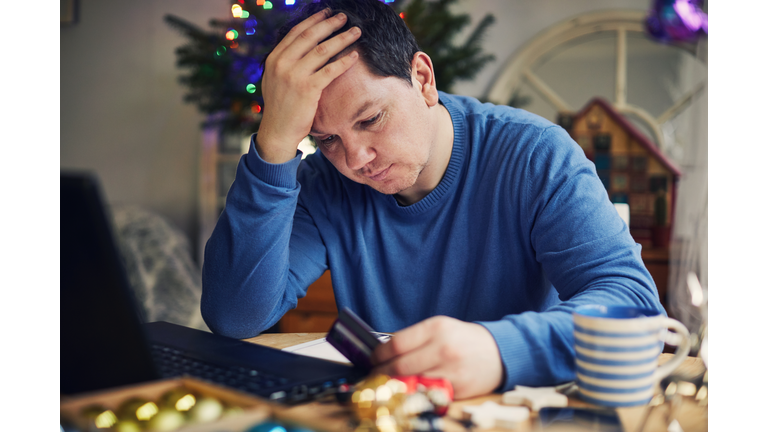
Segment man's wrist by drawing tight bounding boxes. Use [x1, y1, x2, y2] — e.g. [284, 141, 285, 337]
[247, 134, 303, 189]
[254, 130, 301, 164]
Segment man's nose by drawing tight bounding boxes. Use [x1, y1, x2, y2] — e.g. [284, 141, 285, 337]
[344, 138, 376, 171]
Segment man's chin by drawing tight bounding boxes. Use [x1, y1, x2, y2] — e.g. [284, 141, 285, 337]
[347, 168, 420, 197]
[364, 171, 420, 198]
[370, 183, 408, 196]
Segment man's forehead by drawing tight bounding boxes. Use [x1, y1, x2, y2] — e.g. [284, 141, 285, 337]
[311, 95, 382, 134]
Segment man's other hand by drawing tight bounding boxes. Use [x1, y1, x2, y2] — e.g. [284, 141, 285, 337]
[257, 9, 361, 164]
[370, 316, 504, 400]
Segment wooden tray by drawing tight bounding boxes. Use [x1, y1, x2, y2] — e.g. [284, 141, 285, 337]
[60, 377, 273, 432]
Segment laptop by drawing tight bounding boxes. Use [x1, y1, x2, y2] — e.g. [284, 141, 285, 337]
[60, 171, 366, 404]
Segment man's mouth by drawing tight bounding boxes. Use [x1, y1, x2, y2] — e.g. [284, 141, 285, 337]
[365, 165, 393, 182]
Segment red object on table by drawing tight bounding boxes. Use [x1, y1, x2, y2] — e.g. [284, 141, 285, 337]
[392, 375, 454, 415]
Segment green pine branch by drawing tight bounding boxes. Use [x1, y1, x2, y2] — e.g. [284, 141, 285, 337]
[402, 0, 495, 93]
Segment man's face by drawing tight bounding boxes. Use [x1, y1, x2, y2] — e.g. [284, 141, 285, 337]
[310, 60, 441, 200]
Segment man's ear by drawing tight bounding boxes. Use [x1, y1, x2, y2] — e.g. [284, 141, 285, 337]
[411, 52, 439, 107]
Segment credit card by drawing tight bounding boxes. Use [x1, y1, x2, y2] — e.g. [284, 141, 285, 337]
[326, 307, 382, 371]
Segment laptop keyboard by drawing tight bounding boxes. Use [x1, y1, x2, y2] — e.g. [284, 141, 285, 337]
[150, 345, 342, 403]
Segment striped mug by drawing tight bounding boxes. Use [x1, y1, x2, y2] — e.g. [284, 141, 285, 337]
[573, 305, 691, 407]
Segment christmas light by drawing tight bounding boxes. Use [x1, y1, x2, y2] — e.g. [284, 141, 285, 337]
[251, 103, 262, 113]
[264, 1, 273, 9]
[94, 411, 117, 429]
[246, 84, 257, 93]
[230, 41, 239, 49]
[645, 0, 708, 42]
[226, 29, 239, 40]
[241, 10, 249, 18]
[399, 12, 405, 19]
[286, 0, 295, 5]
[256, 0, 265, 5]
[231, 4, 243, 18]
[245, 18, 257, 35]
[215, 46, 227, 56]
[241, 61, 264, 83]
[136, 402, 159, 421]
[175, 394, 196, 412]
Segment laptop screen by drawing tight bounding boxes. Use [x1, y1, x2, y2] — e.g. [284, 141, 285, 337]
[60, 172, 159, 394]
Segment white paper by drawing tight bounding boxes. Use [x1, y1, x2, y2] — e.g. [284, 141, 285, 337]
[282, 333, 391, 364]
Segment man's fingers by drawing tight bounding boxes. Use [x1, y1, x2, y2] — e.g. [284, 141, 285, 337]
[372, 336, 445, 377]
[309, 42, 360, 88]
[305, 26, 361, 72]
[371, 319, 505, 400]
[279, 12, 351, 62]
[272, 8, 331, 57]
[371, 317, 439, 365]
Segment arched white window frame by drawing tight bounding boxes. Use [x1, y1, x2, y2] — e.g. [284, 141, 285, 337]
[483, 10, 707, 152]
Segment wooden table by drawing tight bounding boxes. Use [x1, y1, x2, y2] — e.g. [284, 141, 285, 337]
[244, 332, 707, 432]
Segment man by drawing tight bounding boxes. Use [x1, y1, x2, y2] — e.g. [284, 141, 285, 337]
[201, 0, 664, 399]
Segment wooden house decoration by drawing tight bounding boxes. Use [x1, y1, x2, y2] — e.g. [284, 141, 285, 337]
[558, 98, 681, 251]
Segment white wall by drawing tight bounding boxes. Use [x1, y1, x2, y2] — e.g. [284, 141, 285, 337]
[60, 0, 657, 259]
[61, 0, 229, 258]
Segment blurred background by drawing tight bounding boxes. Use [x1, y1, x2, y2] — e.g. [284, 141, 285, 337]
[60, 0, 708, 334]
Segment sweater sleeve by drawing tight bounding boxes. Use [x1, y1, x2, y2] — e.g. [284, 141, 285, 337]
[478, 126, 665, 390]
[201, 136, 328, 338]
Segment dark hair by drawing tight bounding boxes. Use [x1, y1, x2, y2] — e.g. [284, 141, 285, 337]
[273, 0, 420, 85]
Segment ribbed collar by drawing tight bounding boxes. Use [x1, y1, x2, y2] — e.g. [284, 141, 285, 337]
[383, 92, 466, 215]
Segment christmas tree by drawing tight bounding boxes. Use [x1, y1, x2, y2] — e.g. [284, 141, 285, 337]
[165, 0, 495, 135]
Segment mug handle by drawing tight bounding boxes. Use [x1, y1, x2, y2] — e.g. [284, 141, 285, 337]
[652, 318, 692, 382]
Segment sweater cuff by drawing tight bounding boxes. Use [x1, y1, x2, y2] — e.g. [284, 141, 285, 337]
[245, 134, 304, 189]
[476, 319, 536, 393]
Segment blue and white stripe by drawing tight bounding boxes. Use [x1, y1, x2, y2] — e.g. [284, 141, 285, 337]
[573, 307, 665, 407]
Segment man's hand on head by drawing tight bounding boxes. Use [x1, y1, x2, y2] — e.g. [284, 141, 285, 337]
[370, 316, 504, 400]
[257, 9, 361, 164]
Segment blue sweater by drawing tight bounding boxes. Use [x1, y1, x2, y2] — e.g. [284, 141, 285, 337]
[202, 92, 664, 390]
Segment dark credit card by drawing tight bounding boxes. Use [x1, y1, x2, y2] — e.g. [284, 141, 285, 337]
[326, 307, 382, 371]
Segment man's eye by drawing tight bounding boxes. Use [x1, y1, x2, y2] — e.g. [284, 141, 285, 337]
[363, 114, 380, 125]
[321, 135, 337, 145]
